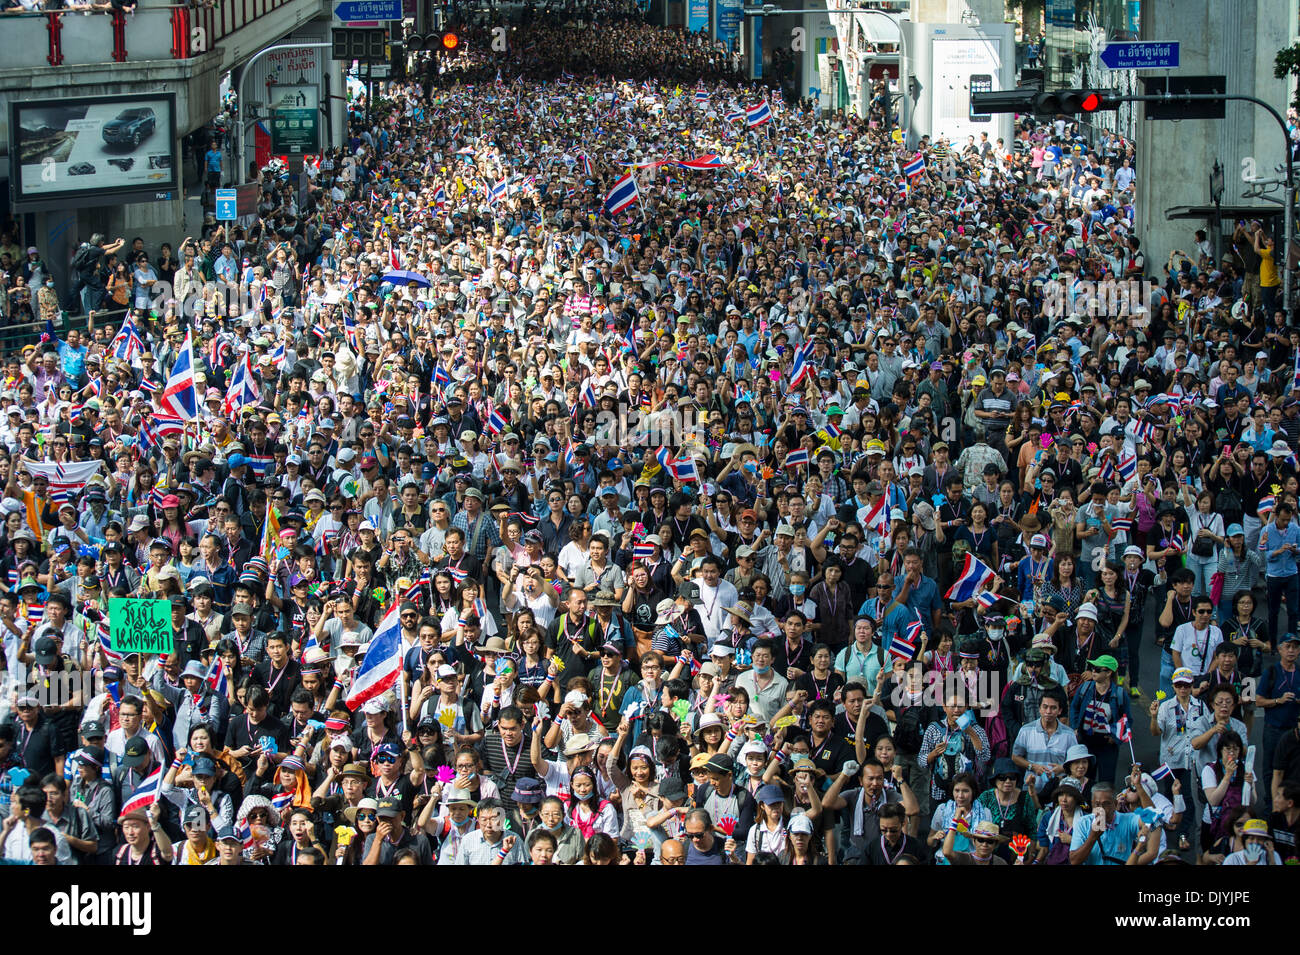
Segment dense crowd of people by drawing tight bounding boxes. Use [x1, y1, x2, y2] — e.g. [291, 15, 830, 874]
[1, 13, 1299, 868]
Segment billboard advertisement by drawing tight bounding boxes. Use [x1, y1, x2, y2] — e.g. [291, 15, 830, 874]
[9, 93, 179, 209]
[717, 0, 743, 48]
[930, 37, 1004, 143]
[686, 0, 708, 33]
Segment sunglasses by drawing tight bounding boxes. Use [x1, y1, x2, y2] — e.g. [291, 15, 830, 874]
[973, 836, 998, 845]
[373, 756, 396, 765]
[685, 831, 709, 841]
[355, 811, 377, 820]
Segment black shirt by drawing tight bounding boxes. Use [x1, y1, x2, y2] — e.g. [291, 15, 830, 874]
[11, 714, 59, 779]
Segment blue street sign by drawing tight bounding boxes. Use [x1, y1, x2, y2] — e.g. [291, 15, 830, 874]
[1100, 41, 1179, 70]
[334, 0, 400, 22]
[215, 189, 237, 221]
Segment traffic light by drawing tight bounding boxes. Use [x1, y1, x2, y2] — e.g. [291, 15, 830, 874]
[403, 30, 461, 53]
[971, 88, 1121, 117]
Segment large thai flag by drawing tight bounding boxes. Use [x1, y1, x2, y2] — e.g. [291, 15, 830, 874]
[746, 100, 772, 127]
[158, 330, 198, 421]
[903, 154, 926, 179]
[675, 154, 725, 170]
[604, 172, 639, 216]
[345, 603, 403, 711]
[944, 552, 997, 603]
[120, 766, 163, 817]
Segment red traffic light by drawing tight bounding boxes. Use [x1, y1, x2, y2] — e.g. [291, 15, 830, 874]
[442, 31, 459, 50]
[1079, 92, 1101, 112]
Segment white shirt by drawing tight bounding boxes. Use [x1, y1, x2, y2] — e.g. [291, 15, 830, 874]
[1171, 621, 1223, 676]
[695, 579, 738, 643]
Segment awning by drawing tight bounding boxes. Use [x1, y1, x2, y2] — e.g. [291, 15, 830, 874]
[1164, 204, 1282, 220]
[856, 12, 900, 46]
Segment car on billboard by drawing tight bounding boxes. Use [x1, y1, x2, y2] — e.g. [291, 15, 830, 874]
[102, 107, 156, 148]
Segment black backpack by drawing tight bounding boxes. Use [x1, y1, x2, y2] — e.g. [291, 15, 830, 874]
[894, 704, 926, 754]
[1215, 486, 1244, 526]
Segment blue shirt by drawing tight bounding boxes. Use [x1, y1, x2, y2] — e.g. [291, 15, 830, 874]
[1257, 663, 1300, 729]
[55, 340, 87, 384]
[891, 575, 940, 631]
[1259, 520, 1300, 577]
[1070, 811, 1141, 865]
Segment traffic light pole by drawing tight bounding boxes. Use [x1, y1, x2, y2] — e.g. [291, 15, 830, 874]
[1114, 92, 1294, 321]
[979, 88, 1296, 319]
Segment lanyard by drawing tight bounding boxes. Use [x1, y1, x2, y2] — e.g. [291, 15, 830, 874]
[500, 736, 525, 776]
[597, 674, 622, 713]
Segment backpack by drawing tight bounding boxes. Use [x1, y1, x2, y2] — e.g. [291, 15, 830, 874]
[894, 704, 925, 754]
[1214, 486, 1244, 527]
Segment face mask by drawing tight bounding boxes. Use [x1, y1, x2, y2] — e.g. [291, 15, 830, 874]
[789, 584, 805, 596]
[987, 629, 1005, 642]
[754, 664, 771, 675]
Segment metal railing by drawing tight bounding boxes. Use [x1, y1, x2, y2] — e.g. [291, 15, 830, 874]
[0, 0, 301, 67]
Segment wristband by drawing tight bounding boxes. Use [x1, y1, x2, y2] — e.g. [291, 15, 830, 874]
[1173, 794, 1186, 813]
[333, 679, 344, 690]
[726, 728, 738, 741]
[544, 673, 555, 684]
[496, 846, 509, 860]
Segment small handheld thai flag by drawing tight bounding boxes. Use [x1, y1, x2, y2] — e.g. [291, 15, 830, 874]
[975, 591, 1000, 611]
[655, 446, 673, 470]
[580, 153, 593, 178]
[784, 448, 810, 469]
[1113, 715, 1132, 742]
[904, 154, 926, 179]
[745, 100, 772, 127]
[486, 404, 509, 435]
[670, 456, 699, 483]
[890, 616, 923, 661]
[205, 657, 228, 697]
[694, 88, 709, 103]
[1258, 495, 1276, 515]
[120, 767, 163, 817]
[1110, 517, 1133, 534]
[472, 598, 488, 623]
[724, 109, 745, 123]
[1117, 454, 1137, 482]
[1150, 763, 1174, 782]
[270, 791, 295, 815]
[1169, 533, 1185, 554]
[509, 511, 539, 526]
[633, 542, 657, 560]
[944, 552, 997, 603]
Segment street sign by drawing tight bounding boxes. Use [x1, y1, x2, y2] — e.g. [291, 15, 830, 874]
[269, 84, 320, 155]
[1100, 41, 1179, 70]
[334, 0, 400, 21]
[215, 188, 238, 221]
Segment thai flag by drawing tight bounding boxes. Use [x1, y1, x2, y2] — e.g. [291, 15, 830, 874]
[1113, 715, 1132, 742]
[670, 456, 699, 483]
[345, 603, 403, 711]
[316, 528, 338, 557]
[509, 511, 539, 526]
[312, 321, 328, 342]
[1117, 454, 1137, 482]
[488, 178, 509, 206]
[976, 591, 1000, 611]
[1292, 350, 1300, 393]
[448, 567, 468, 583]
[890, 616, 923, 661]
[404, 569, 432, 603]
[1111, 517, 1133, 533]
[223, 352, 260, 418]
[904, 155, 926, 179]
[433, 365, 451, 388]
[486, 404, 508, 435]
[138, 377, 158, 394]
[724, 109, 745, 122]
[1169, 532, 1185, 554]
[472, 598, 488, 622]
[205, 657, 228, 697]
[580, 379, 598, 407]
[945, 552, 997, 603]
[580, 154, 593, 178]
[110, 318, 143, 362]
[25, 603, 45, 627]
[674, 154, 725, 170]
[861, 494, 889, 540]
[158, 330, 198, 421]
[789, 339, 814, 387]
[270, 791, 295, 816]
[1150, 763, 1174, 782]
[694, 88, 709, 103]
[456, 146, 476, 156]
[604, 172, 639, 216]
[656, 446, 673, 470]
[120, 766, 164, 817]
[1259, 495, 1276, 515]
[98, 622, 121, 664]
[784, 448, 810, 469]
[633, 542, 656, 560]
[370, 189, 383, 204]
[1098, 457, 1116, 484]
[433, 185, 447, 208]
[745, 100, 772, 127]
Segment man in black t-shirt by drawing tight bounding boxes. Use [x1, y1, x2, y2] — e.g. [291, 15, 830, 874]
[360, 797, 434, 865]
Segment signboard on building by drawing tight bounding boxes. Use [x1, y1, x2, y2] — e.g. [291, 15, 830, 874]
[8, 92, 179, 210]
[269, 85, 320, 155]
[686, 0, 708, 33]
[717, 0, 743, 48]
